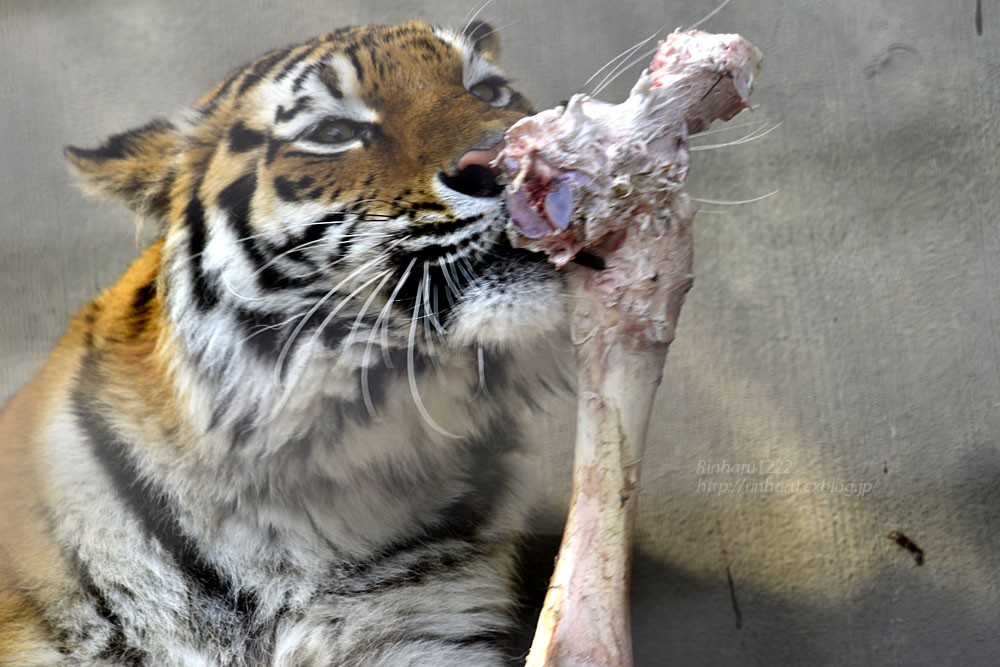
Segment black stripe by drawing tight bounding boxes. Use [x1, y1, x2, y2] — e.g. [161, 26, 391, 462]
[68, 551, 144, 664]
[409, 213, 481, 239]
[265, 137, 282, 164]
[408, 36, 445, 63]
[81, 301, 101, 349]
[275, 96, 312, 123]
[184, 192, 220, 311]
[344, 43, 365, 81]
[66, 119, 175, 162]
[317, 65, 343, 99]
[228, 121, 266, 153]
[219, 172, 311, 291]
[119, 279, 156, 341]
[233, 306, 297, 361]
[269, 210, 341, 258]
[407, 200, 446, 212]
[429, 415, 517, 540]
[71, 354, 259, 624]
[275, 46, 317, 83]
[237, 47, 293, 95]
[273, 174, 322, 202]
[331, 415, 517, 597]
[291, 62, 319, 92]
[197, 68, 242, 112]
[333, 544, 474, 596]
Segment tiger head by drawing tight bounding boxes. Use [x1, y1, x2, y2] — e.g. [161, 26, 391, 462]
[64, 20, 565, 373]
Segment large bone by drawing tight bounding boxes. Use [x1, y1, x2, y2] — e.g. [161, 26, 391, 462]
[498, 30, 762, 666]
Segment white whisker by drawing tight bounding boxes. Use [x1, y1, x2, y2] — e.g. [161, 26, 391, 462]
[463, 0, 494, 37]
[420, 262, 444, 378]
[361, 256, 416, 416]
[377, 256, 415, 365]
[273, 246, 396, 388]
[580, 32, 656, 93]
[468, 19, 523, 44]
[304, 269, 391, 361]
[237, 312, 307, 348]
[691, 121, 782, 151]
[408, 276, 460, 438]
[440, 258, 464, 304]
[423, 263, 448, 336]
[684, 0, 733, 32]
[692, 118, 771, 138]
[588, 27, 664, 97]
[471, 343, 493, 401]
[592, 44, 659, 97]
[691, 190, 779, 206]
[342, 270, 394, 351]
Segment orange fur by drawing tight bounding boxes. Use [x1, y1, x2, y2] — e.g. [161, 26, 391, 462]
[0, 242, 169, 660]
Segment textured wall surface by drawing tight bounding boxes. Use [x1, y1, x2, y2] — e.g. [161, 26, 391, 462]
[2, 1, 998, 664]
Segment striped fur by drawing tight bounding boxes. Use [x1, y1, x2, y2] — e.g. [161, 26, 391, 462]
[0, 21, 567, 665]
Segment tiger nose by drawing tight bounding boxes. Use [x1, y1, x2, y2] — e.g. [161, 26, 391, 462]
[456, 142, 504, 172]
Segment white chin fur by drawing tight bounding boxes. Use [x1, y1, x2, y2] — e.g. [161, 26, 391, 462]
[448, 260, 566, 348]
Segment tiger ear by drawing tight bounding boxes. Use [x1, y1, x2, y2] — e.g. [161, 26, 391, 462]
[65, 119, 182, 220]
[464, 20, 500, 61]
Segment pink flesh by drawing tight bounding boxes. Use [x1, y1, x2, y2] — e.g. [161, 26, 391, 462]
[501, 30, 763, 667]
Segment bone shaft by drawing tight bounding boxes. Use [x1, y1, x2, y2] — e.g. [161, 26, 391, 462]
[526, 340, 668, 667]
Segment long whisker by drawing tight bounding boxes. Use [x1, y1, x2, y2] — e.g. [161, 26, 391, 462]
[690, 190, 779, 206]
[467, 19, 523, 44]
[377, 257, 416, 366]
[338, 270, 395, 395]
[423, 263, 448, 336]
[463, 0, 494, 37]
[408, 275, 460, 438]
[684, 0, 732, 31]
[458, 256, 481, 288]
[304, 269, 391, 361]
[579, 31, 657, 94]
[343, 270, 393, 349]
[588, 27, 665, 97]
[219, 237, 333, 302]
[691, 118, 771, 138]
[419, 263, 442, 374]
[238, 312, 307, 347]
[430, 281, 448, 333]
[440, 257, 463, 305]
[471, 343, 493, 401]
[592, 44, 660, 97]
[361, 256, 416, 416]
[273, 246, 395, 388]
[270, 269, 392, 422]
[690, 122, 783, 151]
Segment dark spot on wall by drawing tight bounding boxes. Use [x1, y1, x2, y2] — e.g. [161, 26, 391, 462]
[887, 530, 924, 565]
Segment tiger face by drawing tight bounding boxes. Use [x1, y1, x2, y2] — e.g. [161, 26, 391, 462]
[66, 20, 564, 368]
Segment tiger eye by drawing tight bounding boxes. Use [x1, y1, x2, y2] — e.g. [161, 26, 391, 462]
[313, 119, 361, 144]
[470, 81, 500, 103]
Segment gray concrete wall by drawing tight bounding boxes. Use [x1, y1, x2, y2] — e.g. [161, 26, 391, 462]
[2, 1, 998, 664]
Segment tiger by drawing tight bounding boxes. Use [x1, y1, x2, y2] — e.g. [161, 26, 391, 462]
[0, 20, 570, 666]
